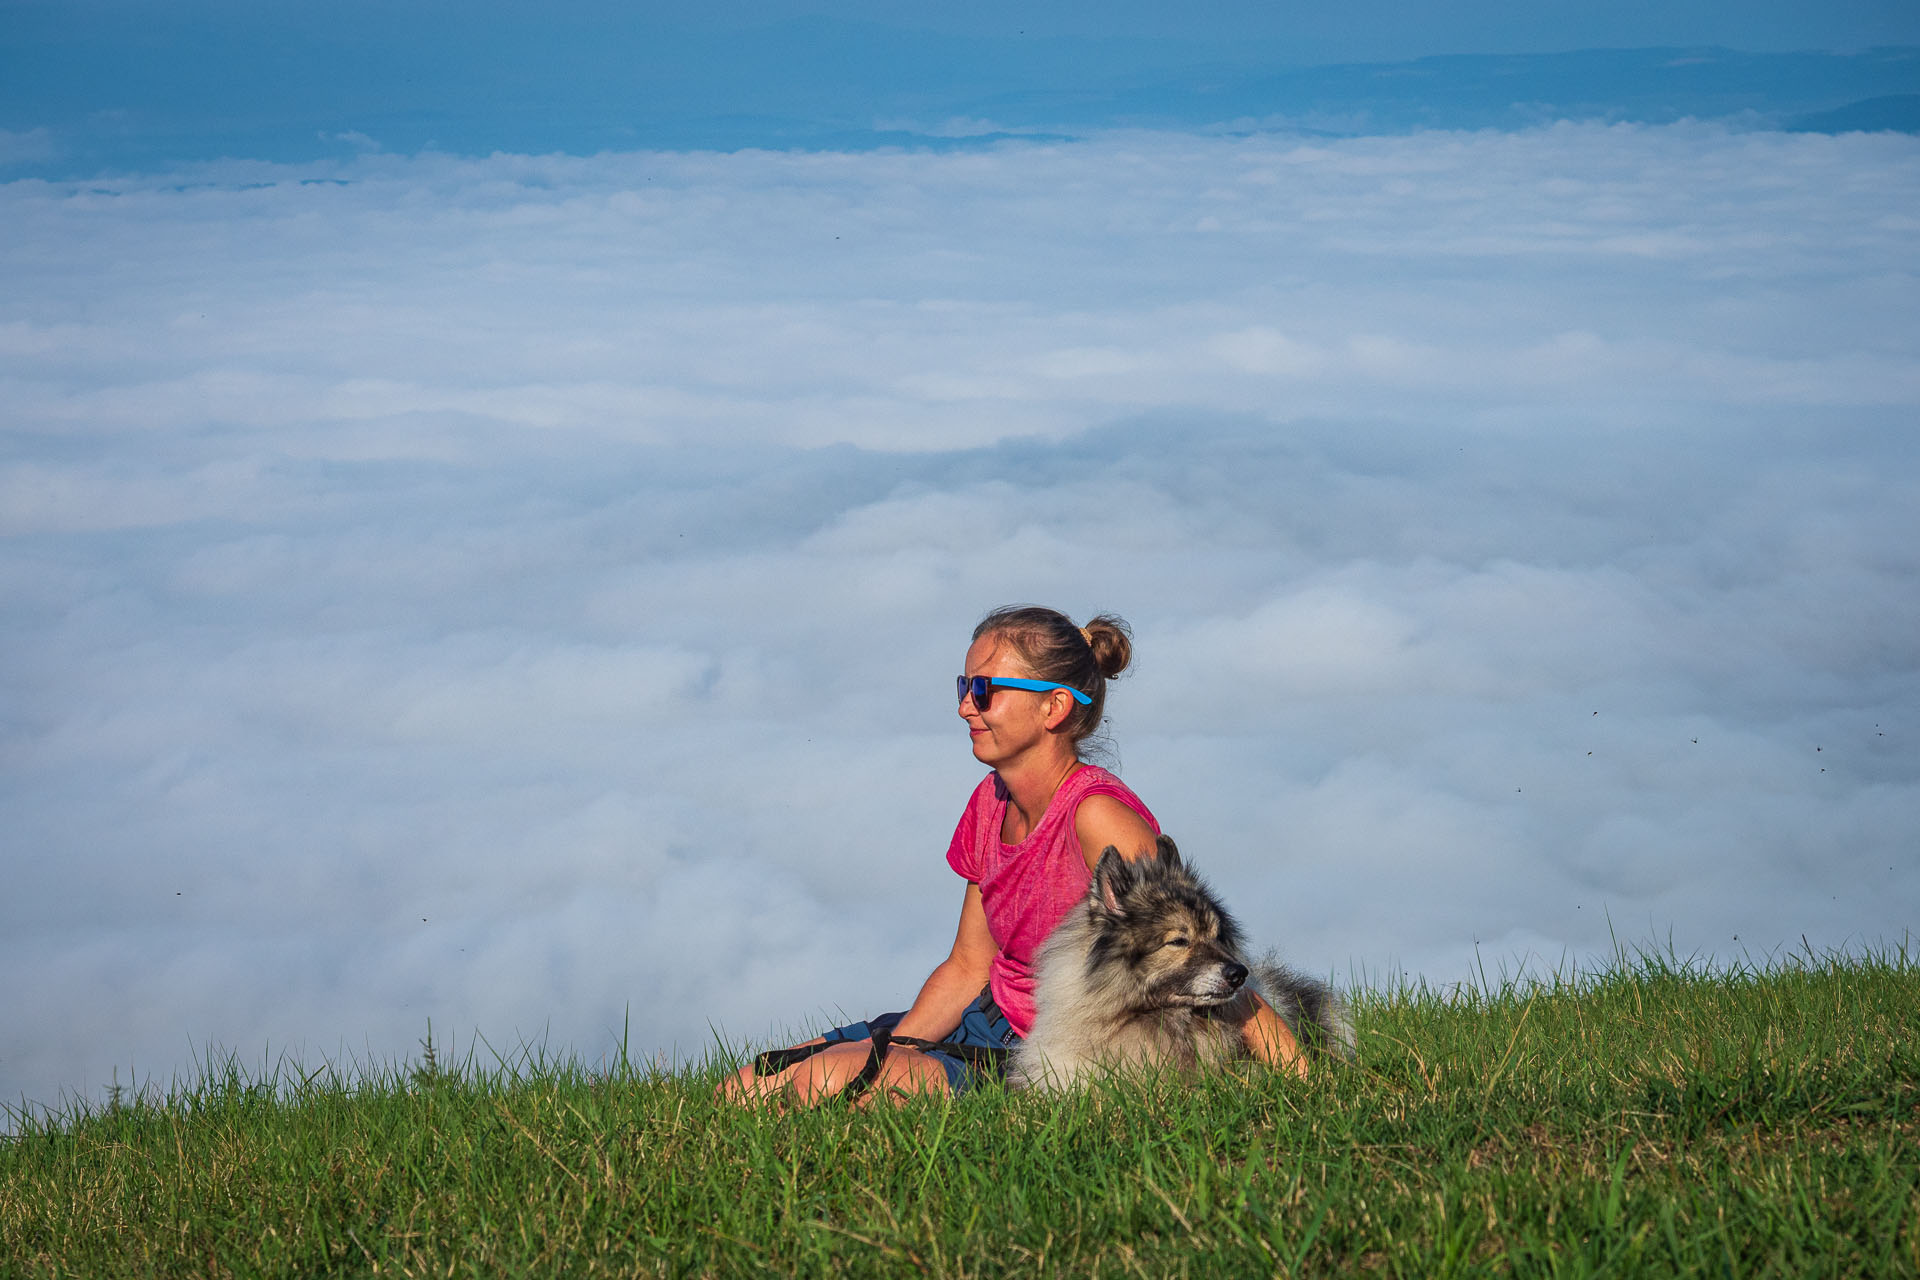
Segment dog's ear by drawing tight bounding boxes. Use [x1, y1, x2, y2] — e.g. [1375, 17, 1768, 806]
[1090, 846, 1135, 918]
[1154, 835, 1182, 868]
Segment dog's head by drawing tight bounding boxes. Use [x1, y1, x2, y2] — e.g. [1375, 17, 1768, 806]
[1082, 836, 1249, 1009]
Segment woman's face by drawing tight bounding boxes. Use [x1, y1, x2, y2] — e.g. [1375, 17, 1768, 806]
[958, 633, 1071, 768]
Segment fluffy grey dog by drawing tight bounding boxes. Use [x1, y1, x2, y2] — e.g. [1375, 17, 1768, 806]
[1010, 836, 1354, 1091]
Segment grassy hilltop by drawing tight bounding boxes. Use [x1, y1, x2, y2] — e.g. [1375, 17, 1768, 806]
[3, 949, 1916, 1278]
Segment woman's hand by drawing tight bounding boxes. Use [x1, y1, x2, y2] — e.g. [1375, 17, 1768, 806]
[1240, 992, 1308, 1078]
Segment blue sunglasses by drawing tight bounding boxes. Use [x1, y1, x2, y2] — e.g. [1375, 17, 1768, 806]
[957, 675, 1092, 710]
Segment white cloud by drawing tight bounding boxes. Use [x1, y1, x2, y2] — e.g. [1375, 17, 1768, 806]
[0, 128, 58, 166]
[2, 122, 1916, 1117]
[323, 131, 383, 153]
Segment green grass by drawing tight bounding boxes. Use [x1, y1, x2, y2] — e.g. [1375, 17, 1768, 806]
[4, 947, 1917, 1277]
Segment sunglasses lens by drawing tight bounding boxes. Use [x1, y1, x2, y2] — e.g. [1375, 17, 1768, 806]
[957, 676, 991, 710]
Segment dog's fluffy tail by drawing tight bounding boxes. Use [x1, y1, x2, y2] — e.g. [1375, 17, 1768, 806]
[1255, 959, 1357, 1062]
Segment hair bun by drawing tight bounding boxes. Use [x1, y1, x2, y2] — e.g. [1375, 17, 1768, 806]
[1081, 614, 1133, 680]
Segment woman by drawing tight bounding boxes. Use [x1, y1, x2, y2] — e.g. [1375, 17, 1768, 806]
[723, 605, 1303, 1104]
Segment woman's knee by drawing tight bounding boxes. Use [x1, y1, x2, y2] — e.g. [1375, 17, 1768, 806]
[878, 1048, 953, 1097]
[721, 1041, 950, 1106]
[717, 1061, 768, 1102]
[793, 1043, 876, 1099]
[723, 1042, 871, 1104]
[716, 1034, 844, 1104]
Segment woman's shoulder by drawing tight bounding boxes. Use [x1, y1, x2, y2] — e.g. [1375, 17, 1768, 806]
[1063, 765, 1160, 838]
[1070, 771, 1160, 852]
[1062, 764, 1145, 805]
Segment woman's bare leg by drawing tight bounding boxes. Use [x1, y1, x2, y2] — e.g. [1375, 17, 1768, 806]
[719, 1040, 952, 1105]
[718, 1034, 829, 1103]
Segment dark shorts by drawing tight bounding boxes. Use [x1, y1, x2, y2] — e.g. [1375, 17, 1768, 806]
[816, 986, 1021, 1094]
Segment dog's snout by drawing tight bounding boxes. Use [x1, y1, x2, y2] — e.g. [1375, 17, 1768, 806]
[1223, 961, 1247, 989]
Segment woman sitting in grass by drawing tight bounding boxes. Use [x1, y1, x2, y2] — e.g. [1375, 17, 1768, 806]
[722, 605, 1304, 1104]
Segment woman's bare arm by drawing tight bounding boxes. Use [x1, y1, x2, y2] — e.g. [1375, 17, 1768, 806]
[1240, 993, 1309, 1077]
[1073, 793, 1159, 870]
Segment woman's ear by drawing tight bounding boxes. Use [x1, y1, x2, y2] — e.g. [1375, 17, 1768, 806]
[1043, 687, 1077, 730]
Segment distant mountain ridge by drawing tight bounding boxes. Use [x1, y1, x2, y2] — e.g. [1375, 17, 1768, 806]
[1785, 93, 1920, 134]
[3, 20, 1916, 178]
[1094, 46, 1920, 135]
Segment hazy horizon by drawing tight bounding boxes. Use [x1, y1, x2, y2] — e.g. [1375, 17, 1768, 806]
[5, 1, 1919, 176]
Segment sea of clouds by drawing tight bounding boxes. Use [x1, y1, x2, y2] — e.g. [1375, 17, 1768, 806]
[3, 122, 1916, 1114]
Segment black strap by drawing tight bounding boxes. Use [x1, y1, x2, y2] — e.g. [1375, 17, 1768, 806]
[892, 1035, 1010, 1071]
[752, 1041, 835, 1076]
[749, 1029, 897, 1101]
[750, 986, 1011, 1098]
[835, 1031, 1013, 1100]
[837, 1028, 893, 1102]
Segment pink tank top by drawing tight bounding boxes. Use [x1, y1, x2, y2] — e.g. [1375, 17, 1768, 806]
[944, 765, 1160, 1037]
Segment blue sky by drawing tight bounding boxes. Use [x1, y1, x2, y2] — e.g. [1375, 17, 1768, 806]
[5, 1, 1919, 173]
[2, 4, 1918, 1118]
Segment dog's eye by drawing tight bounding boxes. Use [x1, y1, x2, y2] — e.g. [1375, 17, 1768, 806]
[1164, 936, 1189, 948]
